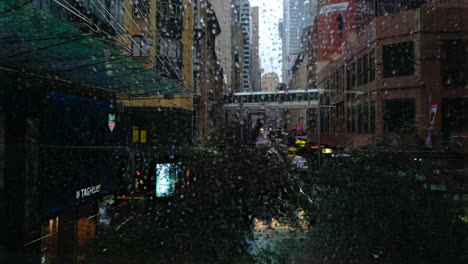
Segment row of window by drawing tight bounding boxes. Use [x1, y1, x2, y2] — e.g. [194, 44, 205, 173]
[321, 101, 377, 134]
[131, 35, 181, 59]
[324, 49, 377, 95]
[132, 0, 182, 20]
[325, 39, 468, 95]
[321, 97, 468, 136]
[322, 100, 414, 134]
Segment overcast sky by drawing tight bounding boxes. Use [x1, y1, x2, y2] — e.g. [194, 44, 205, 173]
[251, 0, 283, 77]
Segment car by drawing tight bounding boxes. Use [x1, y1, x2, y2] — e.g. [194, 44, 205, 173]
[291, 155, 308, 169]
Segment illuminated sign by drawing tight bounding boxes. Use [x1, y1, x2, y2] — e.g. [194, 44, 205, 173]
[295, 140, 307, 145]
[75, 184, 101, 199]
[140, 130, 147, 143]
[156, 164, 178, 197]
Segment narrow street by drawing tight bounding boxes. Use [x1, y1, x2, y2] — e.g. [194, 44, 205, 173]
[1, 1, 468, 263]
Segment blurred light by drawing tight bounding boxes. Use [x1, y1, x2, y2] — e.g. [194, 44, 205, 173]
[310, 145, 325, 149]
[295, 140, 306, 145]
[322, 148, 333, 154]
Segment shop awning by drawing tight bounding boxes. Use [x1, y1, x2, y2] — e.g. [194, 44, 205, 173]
[0, 0, 186, 95]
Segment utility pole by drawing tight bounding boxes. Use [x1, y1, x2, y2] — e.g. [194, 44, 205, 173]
[240, 101, 244, 145]
[317, 91, 321, 169]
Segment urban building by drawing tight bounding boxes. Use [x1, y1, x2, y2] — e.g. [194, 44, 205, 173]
[281, 0, 313, 84]
[236, 0, 253, 91]
[193, 0, 223, 138]
[315, 0, 375, 72]
[211, 0, 234, 92]
[231, 24, 245, 93]
[0, 1, 187, 262]
[261, 72, 280, 92]
[251, 6, 261, 92]
[313, 1, 468, 152]
[116, 0, 194, 148]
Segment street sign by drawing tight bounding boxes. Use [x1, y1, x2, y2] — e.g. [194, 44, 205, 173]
[108, 114, 116, 132]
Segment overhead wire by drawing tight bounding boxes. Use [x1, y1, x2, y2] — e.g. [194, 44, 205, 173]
[49, 0, 167, 90]
[80, 0, 175, 81]
[3, 0, 186, 94]
[7, 34, 92, 59]
[52, 0, 131, 50]
[112, 0, 178, 78]
[57, 0, 189, 93]
[136, 1, 193, 88]
[119, 0, 186, 82]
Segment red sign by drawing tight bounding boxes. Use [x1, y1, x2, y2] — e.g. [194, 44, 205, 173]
[108, 114, 116, 132]
[108, 121, 115, 132]
[296, 123, 304, 133]
[316, 0, 374, 63]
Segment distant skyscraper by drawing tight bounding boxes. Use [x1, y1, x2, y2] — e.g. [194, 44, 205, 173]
[236, 0, 252, 92]
[212, 0, 235, 93]
[281, 0, 312, 84]
[251, 6, 261, 92]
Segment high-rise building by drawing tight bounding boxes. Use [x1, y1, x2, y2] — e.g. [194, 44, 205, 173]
[251, 6, 261, 92]
[212, 0, 233, 92]
[235, 0, 252, 92]
[281, 0, 313, 84]
[193, 0, 223, 138]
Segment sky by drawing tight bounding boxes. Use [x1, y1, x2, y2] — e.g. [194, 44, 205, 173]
[250, 0, 283, 77]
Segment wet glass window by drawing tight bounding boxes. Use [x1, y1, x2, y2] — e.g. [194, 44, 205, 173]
[441, 39, 468, 86]
[369, 49, 376, 81]
[383, 41, 415, 77]
[384, 99, 416, 131]
[132, 35, 149, 57]
[2, 1, 468, 263]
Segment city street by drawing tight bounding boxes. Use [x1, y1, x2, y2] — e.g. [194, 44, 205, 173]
[1, 1, 468, 263]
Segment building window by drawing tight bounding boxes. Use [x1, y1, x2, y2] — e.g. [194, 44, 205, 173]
[347, 106, 352, 133]
[351, 62, 356, 88]
[340, 66, 345, 94]
[369, 49, 376, 81]
[132, 0, 150, 19]
[362, 102, 369, 133]
[346, 65, 351, 91]
[383, 41, 415, 77]
[157, 1, 182, 38]
[157, 37, 181, 61]
[132, 35, 149, 57]
[441, 39, 468, 86]
[363, 54, 369, 84]
[370, 101, 376, 133]
[357, 57, 363, 86]
[442, 98, 468, 134]
[357, 104, 363, 133]
[383, 99, 416, 132]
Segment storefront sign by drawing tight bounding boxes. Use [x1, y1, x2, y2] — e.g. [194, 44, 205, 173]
[320, 2, 349, 14]
[75, 184, 101, 199]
